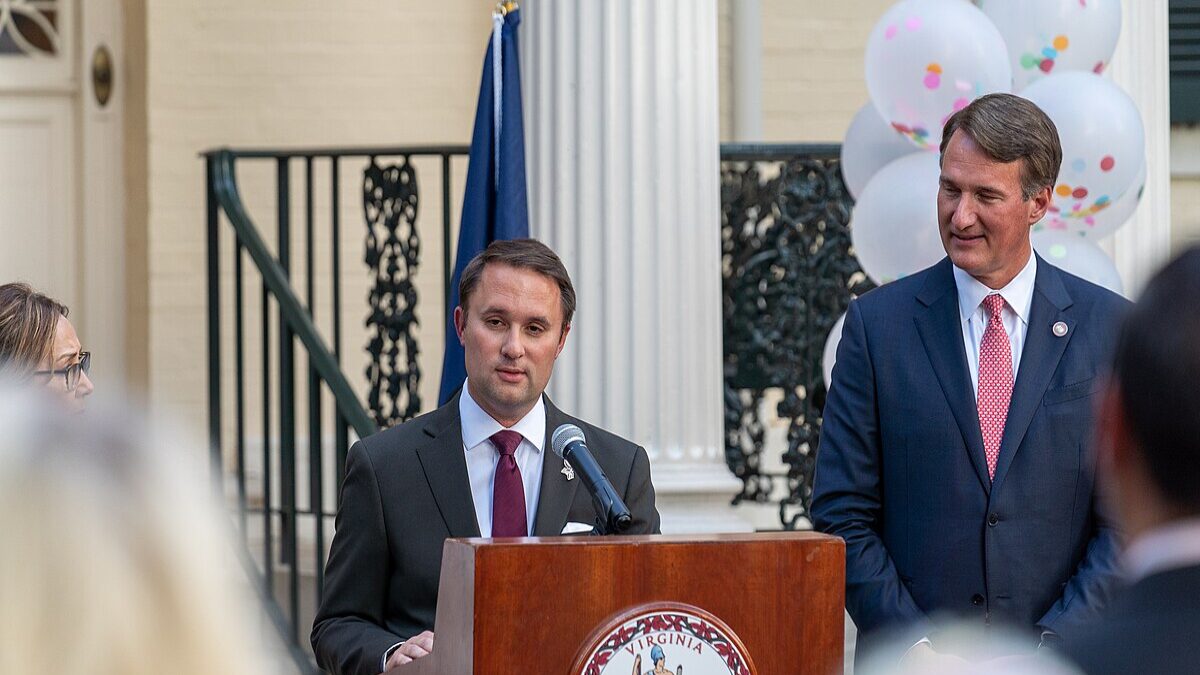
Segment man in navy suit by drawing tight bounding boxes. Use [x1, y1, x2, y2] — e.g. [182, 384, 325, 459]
[812, 93, 1127, 666]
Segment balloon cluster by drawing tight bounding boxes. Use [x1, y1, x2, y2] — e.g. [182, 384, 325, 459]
[829, 0, 1138, 386]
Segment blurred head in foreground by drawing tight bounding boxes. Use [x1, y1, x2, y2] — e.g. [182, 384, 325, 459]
[0, 386, 266, 675]
[0, 282, 94, 411]
[855, 622, 1083, 675]
[1097, 245, 1200, 538]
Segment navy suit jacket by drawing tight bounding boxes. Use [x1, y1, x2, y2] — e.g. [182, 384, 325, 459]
[812, 255, 1127, 659]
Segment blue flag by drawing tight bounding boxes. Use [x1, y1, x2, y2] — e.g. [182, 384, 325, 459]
[438, 6, 529, 405]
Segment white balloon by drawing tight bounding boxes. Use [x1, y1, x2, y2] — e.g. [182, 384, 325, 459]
[851, 152, 946, 285]
[865, 0, 1012, 150]
[1022, 72, 1145, 239]
[841, 102, 926, 199]
[981, 0, 1122, 91]
[1032, 230, 1124, 296]
[1035, 157, 1145, 239]
[823, 312, 847, 390]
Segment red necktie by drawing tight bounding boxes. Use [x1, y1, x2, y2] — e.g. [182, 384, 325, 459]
[490, 430, 527, 537]
[978, 293, 1013, 480]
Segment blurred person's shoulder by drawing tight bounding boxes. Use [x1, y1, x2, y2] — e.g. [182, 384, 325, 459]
[1060, 565, 1200, 675]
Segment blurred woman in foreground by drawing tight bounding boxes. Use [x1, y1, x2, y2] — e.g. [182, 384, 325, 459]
[0, 389, 271, 674]
[0, 282, 94, 410]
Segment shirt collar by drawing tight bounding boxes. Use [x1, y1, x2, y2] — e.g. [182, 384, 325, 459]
[458, 379, 546, 454]
[1123, 517, 1200, 582]
[952, 251, 1037, 326]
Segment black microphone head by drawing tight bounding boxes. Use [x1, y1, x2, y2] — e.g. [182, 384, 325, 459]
[613, 512, 633, 533]
[551, 423, 585, 459]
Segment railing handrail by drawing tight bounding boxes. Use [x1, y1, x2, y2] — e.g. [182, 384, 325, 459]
[202, 144, 471, 160]
[208, 150, 377, 439]
[201, 142, 837, 162]
[720, 142, 842, 161]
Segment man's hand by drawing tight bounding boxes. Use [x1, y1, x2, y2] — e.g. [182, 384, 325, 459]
[384, 631, 435, 671]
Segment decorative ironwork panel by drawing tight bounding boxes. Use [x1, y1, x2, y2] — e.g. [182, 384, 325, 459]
[721, 147, 875, 529]
[363, 157, 422, 427]
[0, 0, 59, 56]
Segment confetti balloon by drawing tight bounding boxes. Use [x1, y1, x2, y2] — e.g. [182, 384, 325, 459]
[981, 0, 1122, 92]
[865, 0, 1012, 150]
[1036, 156, 1145, 239]
[1022, 72, 1145, 239]
[850, 152, 946, 285]
[841, 102, 926, 200]
[1032, 230, 1124, 296]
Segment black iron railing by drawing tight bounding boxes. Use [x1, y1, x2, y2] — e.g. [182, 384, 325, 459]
[205, 145, 467, 673]
[720, 144, 874, 529]
[205, 142, 866, 672]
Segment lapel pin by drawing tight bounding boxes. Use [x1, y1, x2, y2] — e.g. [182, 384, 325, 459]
[1052, 321, 1068, 337]
[561, 460, 575, 481]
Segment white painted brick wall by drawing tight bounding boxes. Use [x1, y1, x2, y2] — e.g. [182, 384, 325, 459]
[145, 0, 488, 432]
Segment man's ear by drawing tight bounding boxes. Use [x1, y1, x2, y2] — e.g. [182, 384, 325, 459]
[1027, 184, 1052, 225]
[453, 306, 466, 346]
[554, 323, 571, 358]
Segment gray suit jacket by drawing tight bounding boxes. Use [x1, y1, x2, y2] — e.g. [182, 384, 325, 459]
[310, 393, 661, 675]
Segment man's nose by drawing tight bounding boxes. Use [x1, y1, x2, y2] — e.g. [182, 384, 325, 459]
[952, 196, 977, 228]
[500, 329, 524, 359]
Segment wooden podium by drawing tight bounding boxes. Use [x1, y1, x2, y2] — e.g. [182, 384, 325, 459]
[404, 532, 844, 675]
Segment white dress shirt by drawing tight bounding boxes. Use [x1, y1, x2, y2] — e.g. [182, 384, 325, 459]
[459, 379, 545, 537]
[1123, 517, 1200, 583]
[952, 252, 1038, 398]
[906, 253, 1040, 659]
[382, 385, 550, 668]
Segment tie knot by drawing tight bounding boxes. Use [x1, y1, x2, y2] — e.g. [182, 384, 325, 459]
[490, 430, 523, 457]
[982, 293, 1006, 319]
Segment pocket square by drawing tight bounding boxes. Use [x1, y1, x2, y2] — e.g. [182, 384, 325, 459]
[560, 521, 594, 535]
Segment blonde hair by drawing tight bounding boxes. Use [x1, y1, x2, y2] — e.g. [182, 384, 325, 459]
[0, 388, 270, 675]
[0, 282, 69, 377]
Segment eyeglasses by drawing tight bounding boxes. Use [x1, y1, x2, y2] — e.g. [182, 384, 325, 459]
[34, 351, 91, 391]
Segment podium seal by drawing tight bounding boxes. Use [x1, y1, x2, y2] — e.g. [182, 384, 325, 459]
[572, 602, 757, 675]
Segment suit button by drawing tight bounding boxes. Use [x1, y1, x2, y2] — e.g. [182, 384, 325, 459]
[972, 594, 984, 606]
[988, 513, 999, 526]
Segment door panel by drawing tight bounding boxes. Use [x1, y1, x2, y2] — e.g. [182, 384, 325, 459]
[0, 97, 77, 306]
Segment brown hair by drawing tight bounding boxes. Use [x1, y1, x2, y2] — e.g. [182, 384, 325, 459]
[458, 239, 576, 326]
[940, 93, 1062, 200]
[0, 283, 69, 377]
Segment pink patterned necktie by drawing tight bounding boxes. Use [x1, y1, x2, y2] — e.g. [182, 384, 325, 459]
[978, 293, 1013, 480]
[490, 430, 527, 537]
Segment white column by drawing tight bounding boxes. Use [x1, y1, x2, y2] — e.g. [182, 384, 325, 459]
[1107, 1, 1171, 295]
[523, 0, 748, 533]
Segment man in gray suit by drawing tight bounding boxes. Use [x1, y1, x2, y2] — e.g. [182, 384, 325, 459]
[312, 239, 661, 675]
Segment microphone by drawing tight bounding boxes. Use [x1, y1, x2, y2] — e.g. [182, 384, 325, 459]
[551, 424, 633, 534]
